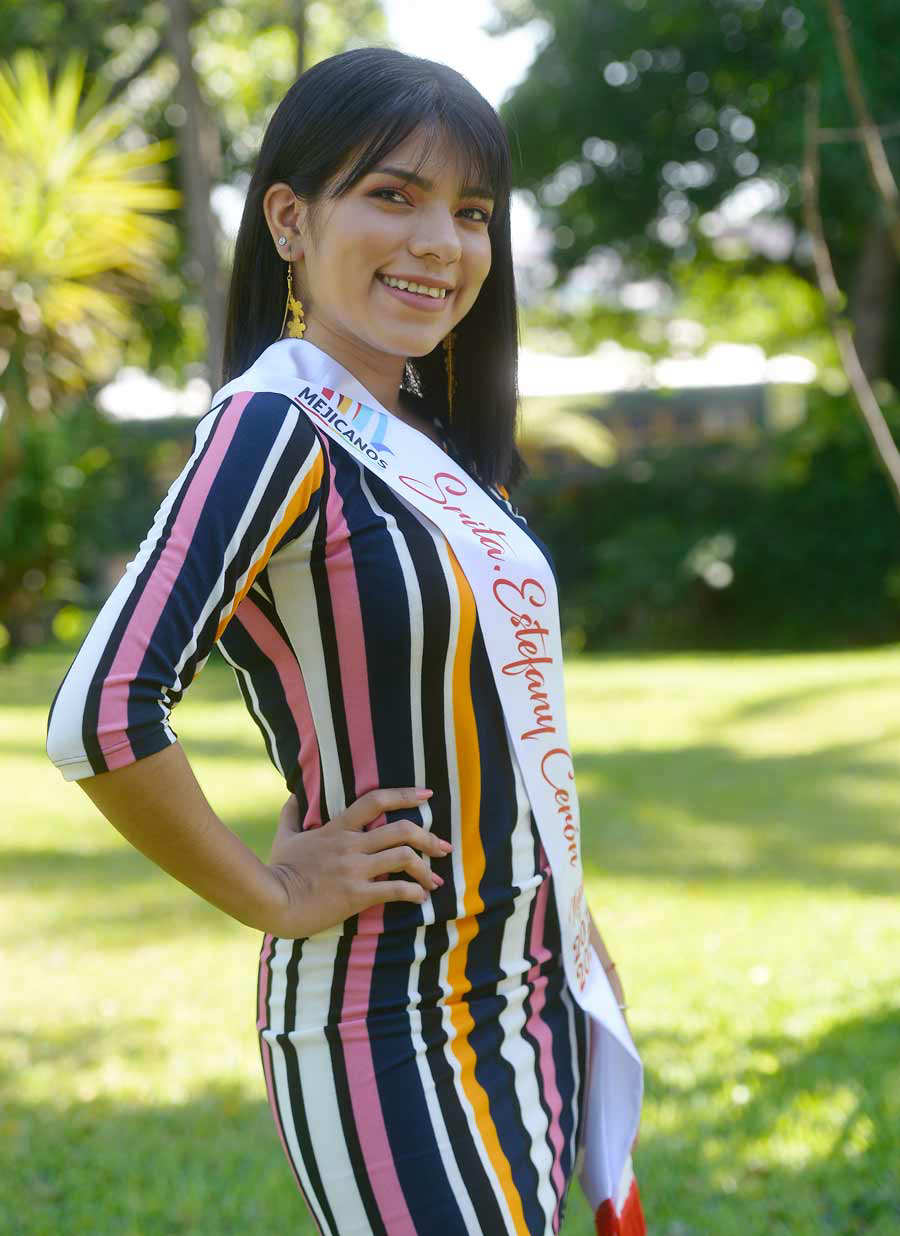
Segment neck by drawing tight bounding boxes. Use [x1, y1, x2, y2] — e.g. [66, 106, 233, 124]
[297, 319, 406, 415]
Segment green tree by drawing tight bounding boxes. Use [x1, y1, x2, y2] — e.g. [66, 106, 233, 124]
[497, 0, 900, 384]
[0, 0, 387, 382]
[0, 50, 179, 645]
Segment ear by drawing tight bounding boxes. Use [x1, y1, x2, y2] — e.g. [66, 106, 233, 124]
[263, 182, 308, 258]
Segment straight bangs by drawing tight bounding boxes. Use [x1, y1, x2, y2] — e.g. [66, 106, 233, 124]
[328, 99, 511, 231]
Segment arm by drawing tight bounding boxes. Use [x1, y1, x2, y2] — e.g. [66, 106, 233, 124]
[76, 741, 281, 930]
[75, 743, 450, 936]
[589, 909, 628, 1012]
[589, 908, 639, 1151]
[47, 392, 449, 936]
[46, 392, 324, 780]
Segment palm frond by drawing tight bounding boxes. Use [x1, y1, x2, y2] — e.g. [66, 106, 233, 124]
[0, 48, 180, 398]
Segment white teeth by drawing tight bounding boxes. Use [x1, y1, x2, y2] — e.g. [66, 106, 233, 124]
[379, 275, 447, 298]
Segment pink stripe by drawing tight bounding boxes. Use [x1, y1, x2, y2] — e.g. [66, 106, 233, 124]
[236, 598, 322, 823]
[323, 447, 417, 1234]
[527, 853, 568, 1223]
[323, 448, 382, 794]
[97, 394, 253, 767]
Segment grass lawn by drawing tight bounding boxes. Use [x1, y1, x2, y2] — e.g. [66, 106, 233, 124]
[2, 644, 899, 1235]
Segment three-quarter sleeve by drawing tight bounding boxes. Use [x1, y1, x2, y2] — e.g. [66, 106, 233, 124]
[46, 390, 325, 781]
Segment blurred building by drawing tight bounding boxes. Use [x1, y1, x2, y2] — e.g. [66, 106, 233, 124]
[518, 342, 814, 473]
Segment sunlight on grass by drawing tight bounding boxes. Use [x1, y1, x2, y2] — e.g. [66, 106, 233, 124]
[2, 645, 900, 1234]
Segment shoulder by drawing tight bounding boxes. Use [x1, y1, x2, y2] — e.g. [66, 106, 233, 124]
[200, 389, 325, 456]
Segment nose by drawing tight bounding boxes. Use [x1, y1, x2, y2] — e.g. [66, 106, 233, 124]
[408, 203, 462, 265]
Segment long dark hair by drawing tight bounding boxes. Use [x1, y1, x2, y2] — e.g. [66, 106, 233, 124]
[222, 47, 524, 489]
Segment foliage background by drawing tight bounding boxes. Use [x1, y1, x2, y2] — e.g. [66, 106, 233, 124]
[3, 0, 900, 653]
[2, 3, 900, 1233]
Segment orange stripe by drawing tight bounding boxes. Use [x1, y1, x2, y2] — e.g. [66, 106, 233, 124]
[444, 546, 530, 1235]
[214, 445, 325, 641]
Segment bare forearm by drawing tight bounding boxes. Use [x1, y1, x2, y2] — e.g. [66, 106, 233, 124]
[588, 910, 613, 967]
[76, 741, 280, 931]
[589, 908, 629, 1013]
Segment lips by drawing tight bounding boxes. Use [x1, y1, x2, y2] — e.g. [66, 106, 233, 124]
[375, 274, 454, 312]
[377, 273, 450, 298]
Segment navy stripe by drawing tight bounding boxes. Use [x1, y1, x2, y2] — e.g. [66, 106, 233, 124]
[275, 1033, 340, 1234]
[125, 394, 320, 748]
[308, 445, 356, 813]
[325, 919, 390, 1236]
[79, 402, 235, 772]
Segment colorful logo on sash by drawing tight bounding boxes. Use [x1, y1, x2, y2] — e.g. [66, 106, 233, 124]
[297, 384, 393, 468]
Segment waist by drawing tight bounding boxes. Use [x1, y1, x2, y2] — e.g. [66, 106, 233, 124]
[260, 919, 567, 1031]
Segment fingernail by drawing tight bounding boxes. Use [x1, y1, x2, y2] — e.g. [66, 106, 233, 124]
[438, 839, 453, 851]
[415, 788, 433, 800]
[432, 873, 444, 887]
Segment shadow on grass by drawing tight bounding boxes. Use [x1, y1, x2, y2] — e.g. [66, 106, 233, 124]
[719, 673, 900, 723]
[633, 1005, 900, 1235]
[578, 738, 900, 896]
[2, 809, 277, 887]
[0, 810, 281, 942]
[2, 1010, 896, 1236]
[6, 731, 900, 943]
[0, 1076, 315, 1235]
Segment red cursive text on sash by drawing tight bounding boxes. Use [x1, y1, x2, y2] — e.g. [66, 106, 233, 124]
[541, 747, 579, 867]
[398, 471, 516, 562]
[493, 575, 558, 741]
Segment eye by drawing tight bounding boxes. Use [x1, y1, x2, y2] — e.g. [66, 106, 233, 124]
[370, 187, 410, 205]
[460, 206, 492, 224]
[370, 188, 492, 224]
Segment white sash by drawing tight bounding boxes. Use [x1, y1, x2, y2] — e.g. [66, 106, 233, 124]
[212, 339, 643, 1213]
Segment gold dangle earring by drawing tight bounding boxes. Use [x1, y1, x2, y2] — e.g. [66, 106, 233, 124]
[285, 263, 306, 338]
[278, 237, 306, 339]
[442, 330, 456, 423]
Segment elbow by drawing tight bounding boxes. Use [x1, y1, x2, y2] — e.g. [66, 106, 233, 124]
[45, 706, 94, 782]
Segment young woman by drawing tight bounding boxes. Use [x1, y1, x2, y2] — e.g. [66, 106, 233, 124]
[46, 47, 644, 1235]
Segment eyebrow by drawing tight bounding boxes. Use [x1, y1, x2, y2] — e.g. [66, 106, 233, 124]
[372, 165, 495, 201]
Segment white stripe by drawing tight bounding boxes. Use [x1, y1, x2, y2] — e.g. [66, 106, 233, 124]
[358, 472, 485, 1236]
[170, 408, 322, 684]
[285, 927, 374, 1234]
[266, 499, 346, 818]
[495, 758, 559, 1231]
[261, 462, 371, 1229]
[261, 936, 339, 1235]
[261, 458, 369, 1228]
[428, 534, 520, 1236]
[217, 643, 284, 777]
[46, 409, 218, 778]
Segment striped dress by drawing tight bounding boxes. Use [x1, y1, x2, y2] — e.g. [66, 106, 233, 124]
[46, 384, 589, 1235]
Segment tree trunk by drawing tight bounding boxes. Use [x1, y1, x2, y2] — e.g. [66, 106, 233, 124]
[849, 217, 897, 383]
[295, 0, 307, 77]
[165, 0, 227, 383]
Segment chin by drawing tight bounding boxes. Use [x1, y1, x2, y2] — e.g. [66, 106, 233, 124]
[371, 328, 445, 359]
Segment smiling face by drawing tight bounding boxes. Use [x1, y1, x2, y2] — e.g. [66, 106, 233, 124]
[265, 127, 495, 377]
